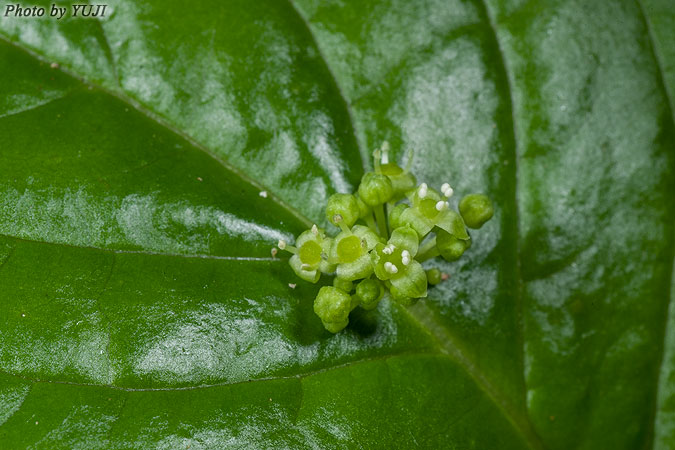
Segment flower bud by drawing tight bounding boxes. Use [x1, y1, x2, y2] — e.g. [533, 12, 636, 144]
[326, 193, 360, 227]
[314, 286, 352, 333]
[426, 268, 442, 285]
[436, 229, 471, 261]
[355, 279, 385, 310]
[459, 194, 494, 229]
[388, 203, 409, 230]
[358, 172, 394, 206]
[333, 277, 353, 293]
[355, 195, 371, 218]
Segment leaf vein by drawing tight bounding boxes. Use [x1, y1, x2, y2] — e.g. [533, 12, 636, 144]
[0, 33, 313, 230]
[0, 233, 281, 262]
[0, 351, 439, 393]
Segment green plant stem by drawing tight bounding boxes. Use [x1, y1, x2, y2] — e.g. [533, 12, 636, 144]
[374, 204, 388, 239]
[416, 236, 439, 262]
[387, 201, 396, 234]
[365, 213, 378, 234]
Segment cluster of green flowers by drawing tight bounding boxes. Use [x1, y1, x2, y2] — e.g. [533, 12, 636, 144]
[277, 145, 493, 333]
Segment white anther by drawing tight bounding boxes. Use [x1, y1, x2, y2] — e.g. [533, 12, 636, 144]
[259, 190, 268, 198]
[435, 201, 449, 212]
[418, 183, 428, 199]
[382, 244, 396, 255]
[333, 214, 343, 223]
[311, 224, 319, 235]
[271, 248, 278, 257]
[277, 240, 287, 250]
[441, 183, 454, 198]
[384, 262, 399, 274]
[401, 250, 411, 266]
[288, 283, 297, 289]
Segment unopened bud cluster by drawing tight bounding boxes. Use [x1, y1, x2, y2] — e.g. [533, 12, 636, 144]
[277, 144, 493, 333]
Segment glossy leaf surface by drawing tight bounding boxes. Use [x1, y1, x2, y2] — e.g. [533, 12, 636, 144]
[0, 0, 674, 448]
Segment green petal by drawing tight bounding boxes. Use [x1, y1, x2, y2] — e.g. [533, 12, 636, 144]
[435, 210, 469, 240]
[389, 284, 418, 307]
[390, 261, 428, 298]
[351, 224, 383, 250]
[399, 207, 434, 239]
[336, 253, 374, 281]
[388, 203, 409, 230]
[289, 254, 321, 283]
[294, 229, 321, 248]
[389, 225, 419, 256]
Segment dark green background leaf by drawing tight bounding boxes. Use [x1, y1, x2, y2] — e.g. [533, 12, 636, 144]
[0, 0, 673, 448]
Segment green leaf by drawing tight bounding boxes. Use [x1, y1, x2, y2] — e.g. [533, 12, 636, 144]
[0, 0, 673, 448]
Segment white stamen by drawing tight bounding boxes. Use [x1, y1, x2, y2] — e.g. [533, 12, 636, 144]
[401, 250, 411, 266]
[441, 183, 454, 198]
[333, 214, 343, 223]
[435, 201, 449, 212]
[384, 262, 399, 274]
[382, 244, 396, 255]
[418, 183, 428, 199]
[311, 224, 319, 235]
[271, 248, 278, 257]
[259, 190, 268, 198]
[381, 141, 390, 164]
[301, 264, 312, 271]
[288, 283, 296, 289]
[277, 240, 287, 250]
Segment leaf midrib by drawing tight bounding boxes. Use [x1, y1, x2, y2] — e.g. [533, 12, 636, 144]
[0, 9, 544, 450]
[634, 1, 675, 449]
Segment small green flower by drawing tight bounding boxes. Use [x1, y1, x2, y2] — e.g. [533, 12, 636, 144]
[329, 224, 382, 281]
[314, 286, 352, 333]
[279, 225, 334, 283]
[278, 143, 493, 332]
[399, 182, 469, 240]
[370, 225, 427, 300]
[373, 142, 416, 201]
